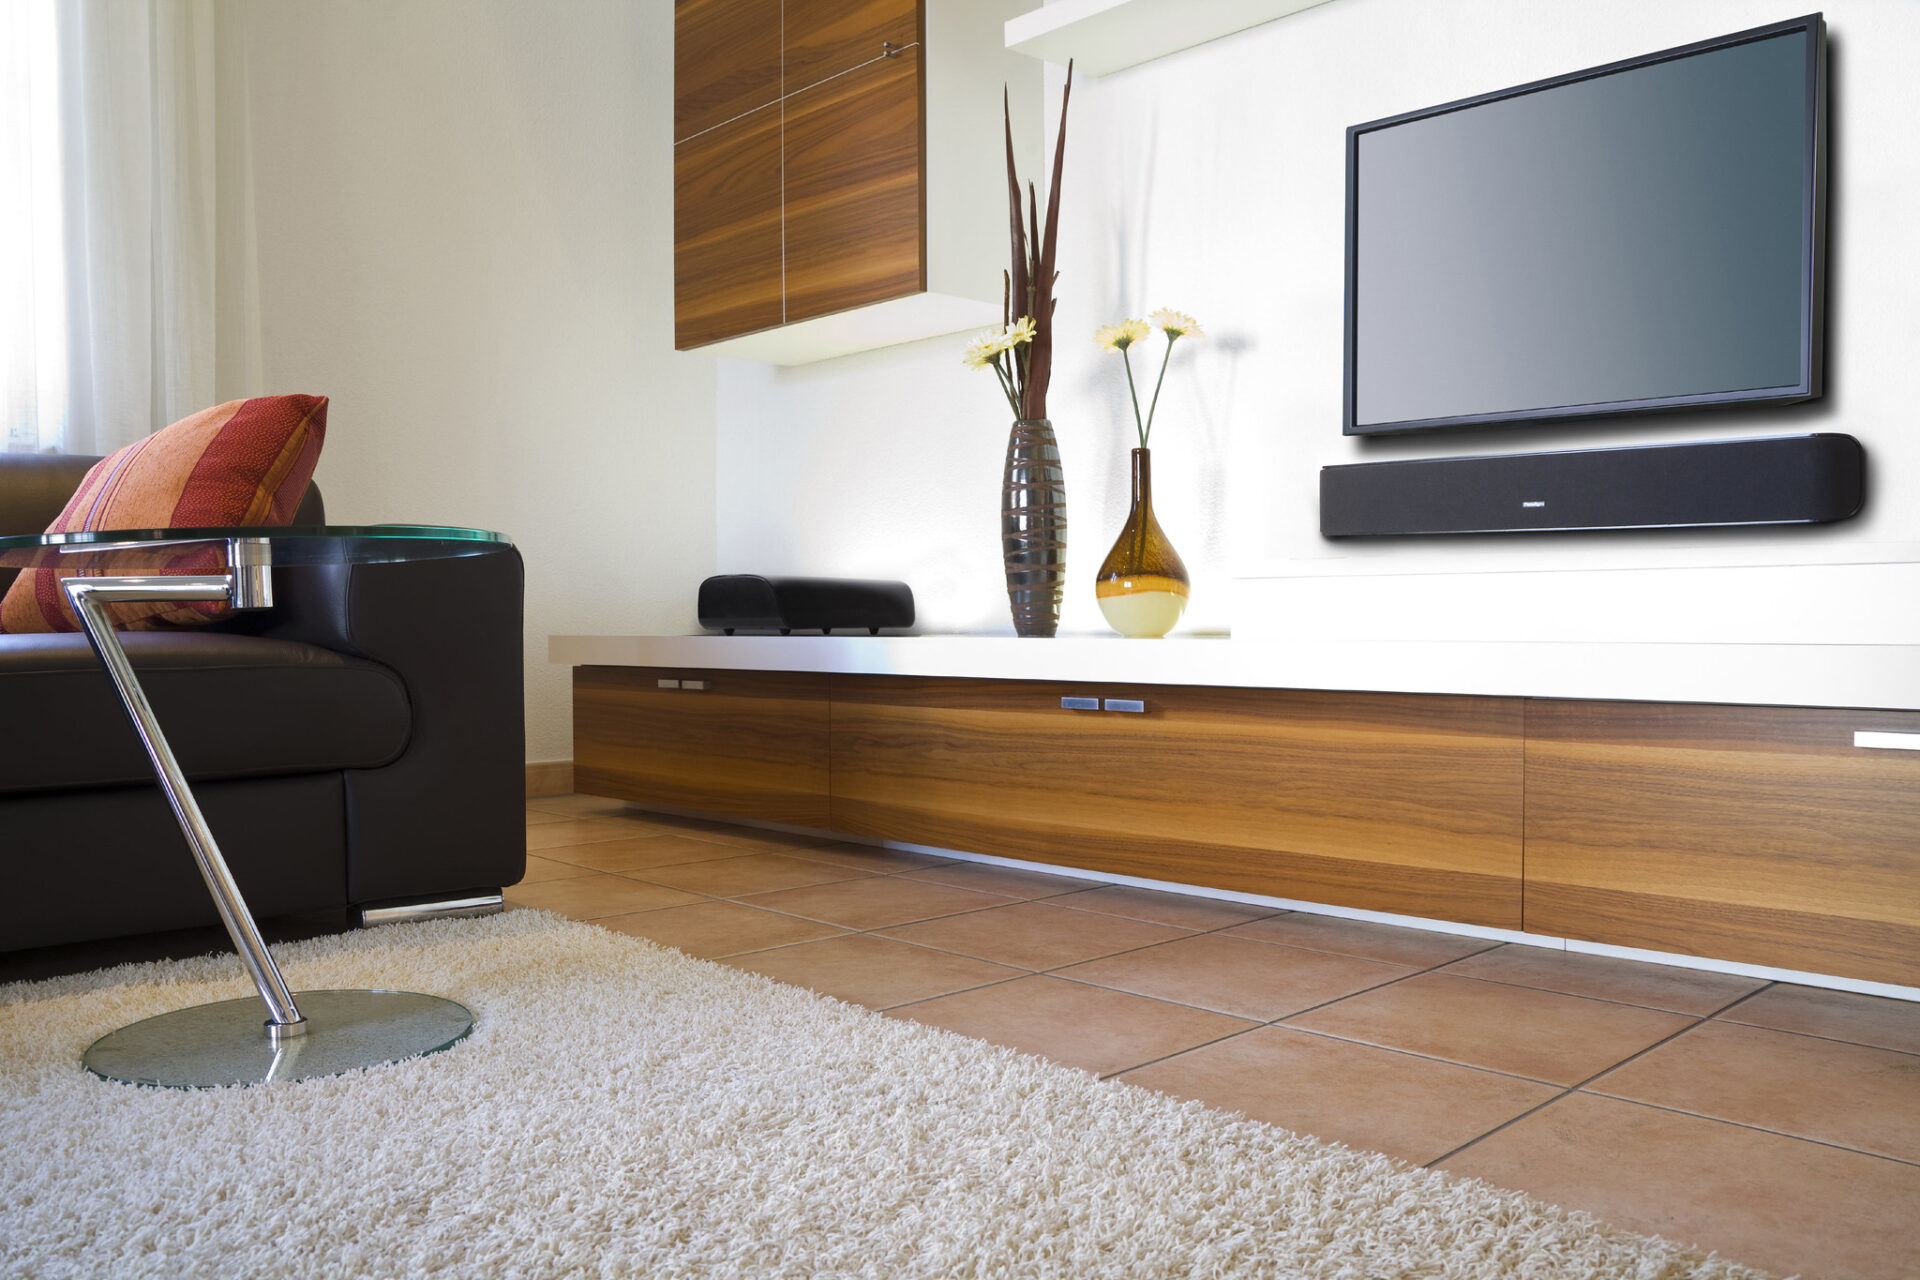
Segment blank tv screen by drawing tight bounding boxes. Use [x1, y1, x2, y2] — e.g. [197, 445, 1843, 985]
[1349, 25, 1818, 434]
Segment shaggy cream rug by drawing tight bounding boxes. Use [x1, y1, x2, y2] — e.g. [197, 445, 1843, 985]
[0, 910, 1765, 1279]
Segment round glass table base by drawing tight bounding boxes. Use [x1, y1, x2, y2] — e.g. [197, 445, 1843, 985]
[82, 989, 473, 1089]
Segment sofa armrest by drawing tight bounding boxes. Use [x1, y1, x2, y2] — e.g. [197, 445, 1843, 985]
[244, 547, 525, 903]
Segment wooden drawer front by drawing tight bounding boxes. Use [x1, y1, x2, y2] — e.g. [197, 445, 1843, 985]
[782, 44, 924, 324]
[675, 0, 782, 142]
[1524, 701, 1920, 986]
[783, 0, 920, 97]
[675, 100, 785, 349]
[830, 677, 1525, 927]
[574, 666, 831, 826]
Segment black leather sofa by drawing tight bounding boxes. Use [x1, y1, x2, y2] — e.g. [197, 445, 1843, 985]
[0, 454, 525, 954]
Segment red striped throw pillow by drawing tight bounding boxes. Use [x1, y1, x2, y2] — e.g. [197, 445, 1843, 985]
[0, 395, 327, 633]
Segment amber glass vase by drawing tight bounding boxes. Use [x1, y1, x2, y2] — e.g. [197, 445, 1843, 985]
[1096, 448, 1189, 638]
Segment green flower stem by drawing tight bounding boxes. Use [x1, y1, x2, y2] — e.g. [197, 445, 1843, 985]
[1119, 346, 1146, 448]
[1142, 333, 1178, 448]
[992, 358, 1020, 418]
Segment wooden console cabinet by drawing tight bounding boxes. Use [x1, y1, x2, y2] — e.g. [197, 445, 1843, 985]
[1524, 701, 1920, 987]
[573, 662, 1920, 988]
[830, 677, 1525, 928]
[573, 666, 831, 826]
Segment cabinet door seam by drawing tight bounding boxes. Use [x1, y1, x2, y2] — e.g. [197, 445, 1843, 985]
[673, 42, 923, 148]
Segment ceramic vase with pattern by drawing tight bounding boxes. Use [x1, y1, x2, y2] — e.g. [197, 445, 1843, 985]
[1001, 418, 1067, 638]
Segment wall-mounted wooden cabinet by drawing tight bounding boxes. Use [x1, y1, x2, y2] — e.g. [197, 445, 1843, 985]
[785, 0, 920, 96]
[674, 0, 782, 142]
[672, 1, 1038, 364]
[782, 44, 924, 325]
[674, 101, 785, 349]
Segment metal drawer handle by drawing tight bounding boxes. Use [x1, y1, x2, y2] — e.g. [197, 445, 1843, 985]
[1104, 698, 1146, 714]
[1854, 730, 1920, 751]
[1061, 696, 1098, 711]
[681, 679, 707, 691]
[657, 678, 680, 689]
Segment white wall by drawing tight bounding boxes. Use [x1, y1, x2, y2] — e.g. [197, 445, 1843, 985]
[211, 0, 714, 762]
[718, 0, 1920, 650]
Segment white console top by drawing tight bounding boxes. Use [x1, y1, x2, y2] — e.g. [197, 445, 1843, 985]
[547, 633, 1920, 711]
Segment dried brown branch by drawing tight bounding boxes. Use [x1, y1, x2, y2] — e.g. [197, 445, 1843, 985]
[1024, 61, 1074, 422]
[1003, 88, 1029, 378]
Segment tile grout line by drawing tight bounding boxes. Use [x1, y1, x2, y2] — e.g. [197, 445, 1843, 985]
[867, 886, 1304, 988]
[1570, 979, 1920, 1162]
[696, 874, 1298, 1016]
[1705, 1017, 1920, 1061]
[1097, 942, 1515, 1082]
[593, 875, 1096, 957]
[1246, 1022, 1569, 1089]
[1691, 980, 1786, 1024]
[1421, 982, 1782, 1169]
[611, 846, 1203, 941]
[863, 896, 1319, 1073]
[849, 907, 1233, 1002]
[609, 880, 1273, 985]
[1567, 1089, 1920, 1171]
[1399, 966, 1767, 1019]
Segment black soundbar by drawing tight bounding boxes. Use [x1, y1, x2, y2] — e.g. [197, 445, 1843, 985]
[1320, 433, 1865, 537]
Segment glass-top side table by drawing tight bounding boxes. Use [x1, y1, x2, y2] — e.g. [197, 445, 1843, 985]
[0, 525, 514, 1088]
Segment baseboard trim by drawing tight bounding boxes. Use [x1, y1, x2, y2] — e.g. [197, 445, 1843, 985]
[525, 760, 574, 797]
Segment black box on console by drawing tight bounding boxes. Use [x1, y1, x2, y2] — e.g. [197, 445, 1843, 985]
[698, 575, 915, 635]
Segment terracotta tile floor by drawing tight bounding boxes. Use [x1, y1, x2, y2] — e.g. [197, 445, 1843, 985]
[520, 796, 1920, 1280]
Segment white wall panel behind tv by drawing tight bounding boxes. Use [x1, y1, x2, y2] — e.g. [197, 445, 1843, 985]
[715, 0, 1920, 666]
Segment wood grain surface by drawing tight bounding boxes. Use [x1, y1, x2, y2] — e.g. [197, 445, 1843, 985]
[783, 0, 920, 97]
[827, 677, 1526, 927]
[782, 45, 924, 324]
[674, 0, 782, 142]
[574, 666, 832, 826]
[1524, 700, 1920, 986]
[674, 100, 784, 349]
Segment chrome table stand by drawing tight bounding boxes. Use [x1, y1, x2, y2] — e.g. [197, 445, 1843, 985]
[66, 537, 472, 1088]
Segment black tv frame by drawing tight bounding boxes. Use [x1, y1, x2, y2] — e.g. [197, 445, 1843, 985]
[1342, 13, 1827, 437]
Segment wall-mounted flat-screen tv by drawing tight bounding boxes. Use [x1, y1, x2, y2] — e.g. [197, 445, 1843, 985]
[1344, 14, 1826, 436]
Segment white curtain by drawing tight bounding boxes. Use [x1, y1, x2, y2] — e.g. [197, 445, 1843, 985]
[0, 0, 217, 457]
[0, 2, 67, 452]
